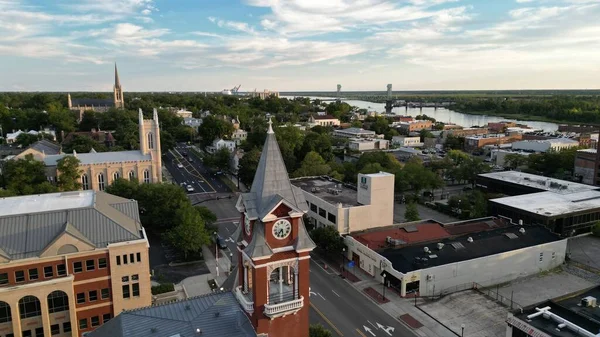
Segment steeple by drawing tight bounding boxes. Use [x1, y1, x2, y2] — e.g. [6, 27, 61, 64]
[113, 63, 124, 109]
[114, 63, 121, 88]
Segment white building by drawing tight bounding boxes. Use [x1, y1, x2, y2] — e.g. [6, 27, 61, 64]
[207, 138, 236, 154]
[348, 138, 389, 152]
[5, 129, 56, 143]
[183, 117, 203, 128]
[512, 139, 579, 153]
[291, 172, 395, 234]
[344, 223, 566, 297]
[392, 136, 423, 147]
[490, 149, 531, 167]
[308, 115, 341, 127]
[175, 109, 193, 118]
[333, 128, 379, 139]
[231, 128, 248, 145]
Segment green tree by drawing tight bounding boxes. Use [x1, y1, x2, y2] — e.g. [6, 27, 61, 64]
[105, 177, 140, 198]
[79, 111, 99, 131]
[198, 115, 235, 147]
[204, 148, 231, 172]
[164, 206, 210, 260]
[1, 154, 56, 195]
[238, 148, 261, 186]
[15, 133, 40, 147]
[56, 156, 82, 191]
[293, 151, 331, 178]
[309, 226, 344, 255]
[445, 134, 465, 150]
[591, 221, 600, 237]
[405, 203, 420, 222]
[196, 206, 217, 228]
[503, 153, 528, 169]
[64, 135, 106, 153]
[310, 324, 333, 337]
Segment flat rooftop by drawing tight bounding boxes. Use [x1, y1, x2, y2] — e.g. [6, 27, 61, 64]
[515, 287, 600, 337]
[0, 191, 95, 216]
[334, 128, 375, 135]
[291, 177, 359, 207]
[479, 171, 597, 195]
[491, 189, 600, 217]
[380, 225, 562, 273]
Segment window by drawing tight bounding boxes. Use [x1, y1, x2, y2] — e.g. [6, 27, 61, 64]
[81, 174, 89, 190]
[0, 301, 11, 323]
[50, 324, 60, 335]
[122, 276, 129, 282]
[86, 259, 95, 271]
[0, 272, 7, 285]
[89, 290, 97, 302]
[103, 313, 111, 323]
[128, 170, 135, 180]
[47, 291, 69, 313]
[136, 252, 141, 262]
[91, 316, 100, 327]
[22, 330, 31, 337]
[35, 327, 43, 337]
[552, 252, 556, 260]
[132, 274, 139, 281]
[15, 270, 25, 282]
[77, 293, 85, 304]
[122, 284, 130, 299]
[57, 264, 66, 276]
[79, 318, 88, 330]
[101, 288, 110, 300]
[143, 169, 150, 184]
[98, 258, 107, 269]
[73, 261, 83, 273]
[361, 177, 367, 184]
[28, 268, 38, 280]
[130, 253, 134, 263]
[98, 172, 105, 191]
[310, 203, 317, 212]
[328, 212, 337, 224]
[123, 254, 128, 264]
[539, 252, 544, 262]
[113, 171, 120, 181]
[147, 132, 154, 149]
[44, 266, 53, 278]
[18, 296, 41, 318]
[116, 255, 121, 265]
[63, 322, 71, 333]
[318, 207, 327, 218]
[6, 334, 14, 337]
[132, 283, 140, 297]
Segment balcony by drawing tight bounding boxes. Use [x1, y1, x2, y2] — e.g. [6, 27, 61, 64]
[264, 296, 304, 318]
[234, 286, 254, 314]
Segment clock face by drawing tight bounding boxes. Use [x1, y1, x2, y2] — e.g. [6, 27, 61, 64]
[244, 215, 252, 235]
[272, 219, 292, 240]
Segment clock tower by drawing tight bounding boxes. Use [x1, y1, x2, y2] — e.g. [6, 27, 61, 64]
[233, 118, 315, 337]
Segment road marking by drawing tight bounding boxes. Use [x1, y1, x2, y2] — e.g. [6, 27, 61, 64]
[319, 293, 326, 300]
[376, 323, 394, 336]
[332, 290, 341, 297]
[355, 329, 368, 337]
[310, 303, 344, 337]
[363, 326, 376, 336]
[312, 259, 337, 275]
[368, 321, 376, 329]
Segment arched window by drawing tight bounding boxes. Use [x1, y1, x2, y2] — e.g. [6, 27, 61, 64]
[143, 170, 150, 184]
[47, 291, 69, 313]
[19, 296, 41, 319]
[98, 173, 105, 191]
[128, 170, 135, 180]
[113, 171, 120, 181]
[147, 132, 154, 149]
[81, 174, 89, 190]
[0, 301, 11, 323]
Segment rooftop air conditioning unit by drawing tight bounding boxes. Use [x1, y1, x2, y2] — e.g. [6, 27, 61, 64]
[582, 296, 597, 307]
[519, 227, 526, 234]
[424, 247, 430, 253]
[437, 243, 445, 250]
[467, 237, 473, 243]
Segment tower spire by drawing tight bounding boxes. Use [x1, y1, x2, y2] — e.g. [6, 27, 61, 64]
[267, 117, 274, 134]
[114, 63, 121, 87]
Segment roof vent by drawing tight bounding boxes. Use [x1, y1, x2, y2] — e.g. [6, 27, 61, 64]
[467, 237, 473, 243]
[582, 296, 597, 307]
[185, 305, 191, 311]
[196, 328, 203, 335]
[437, 243, 445, 250]
[424, 247, 430, 253]
[519, 227, 526, 234]
[151, 328, 158, 333]
[214, 312, 220, 318]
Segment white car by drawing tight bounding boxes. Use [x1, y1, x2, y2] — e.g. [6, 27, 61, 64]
[186, 185, 195, 192]
[177, 163, 184, 169]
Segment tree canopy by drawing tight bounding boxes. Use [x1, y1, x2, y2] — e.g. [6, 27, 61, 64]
[0, 154, 57, 195]
[56, 156, 82, 191]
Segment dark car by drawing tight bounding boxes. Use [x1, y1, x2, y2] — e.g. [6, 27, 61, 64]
[181, 151, 188, 156]
[213, 234, 228, 250]
[188, 157, 194, 163]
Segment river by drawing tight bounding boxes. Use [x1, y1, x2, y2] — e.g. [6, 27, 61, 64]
[281, 96, 559, 132]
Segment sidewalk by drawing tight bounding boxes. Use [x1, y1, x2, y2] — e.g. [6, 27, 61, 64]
[314, 255, 457, 337]
[201, 244, 233, 287]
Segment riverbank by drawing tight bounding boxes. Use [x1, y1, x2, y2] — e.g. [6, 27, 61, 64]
[453, 109, 599, 127]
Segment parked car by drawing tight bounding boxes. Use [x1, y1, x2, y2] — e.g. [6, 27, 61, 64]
[212, 234, 228, 250]
[188, 157, 194, 162]
[177, 163, 184, 169]
[186, 185, 195, 192]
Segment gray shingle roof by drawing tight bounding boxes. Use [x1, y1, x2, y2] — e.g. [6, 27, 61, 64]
[29, 139, 61, 155]
[71, 98, 114, 107]
[0, 191, 143, 260]
[43, 150, 151, 166]
[243, 222, 273, 259]
[88, 291, 256, 337]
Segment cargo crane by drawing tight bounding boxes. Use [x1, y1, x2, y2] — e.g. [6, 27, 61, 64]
[232, 85, 241, 95]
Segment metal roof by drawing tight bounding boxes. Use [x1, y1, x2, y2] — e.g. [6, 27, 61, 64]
[71, 98, 114, 107]
[43, 150, 152, 166]
[28, 140, 61, 155]
[0, 191, 143, 260]
[88, 291, 256, 337]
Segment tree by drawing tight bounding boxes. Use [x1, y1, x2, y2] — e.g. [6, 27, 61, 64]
[238, 148, 261, 186]
[309, 226, 344, 255]
[164, 205, 210, 260]
[310, 324, 333, 337]
[592, 221, 600, 237]
[0, 154, 56, 195]
[198, 115, 234, 147]
[293, 151, 331, 178]
[504, 153, 528, 169]
[105, 177, 140, 199]
[196, 206, 217, 228]
[79, 111, 99, 131]
[64, 135, 106, 153]
[445, 134, 465, 150]
[15, 133, 40, 147]
[56, 156, 81, 191]
[405, 203, 420, 222]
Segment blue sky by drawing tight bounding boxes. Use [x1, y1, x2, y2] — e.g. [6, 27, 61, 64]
[1, 0, 599, 91]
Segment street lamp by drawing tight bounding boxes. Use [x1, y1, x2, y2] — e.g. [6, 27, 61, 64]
[341, 248, 346, 278]
[229, 252, 234, 272]
[214, 231, 219, 277]
[382, 274, 386, 301]
[461, 324, 465, 337]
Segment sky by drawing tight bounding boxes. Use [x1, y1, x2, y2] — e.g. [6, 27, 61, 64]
[0, 0, 599, 92]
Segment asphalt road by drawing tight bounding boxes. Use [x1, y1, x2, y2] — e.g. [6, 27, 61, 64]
[176, 143, 231, 193]
[164, 149, 216, 194]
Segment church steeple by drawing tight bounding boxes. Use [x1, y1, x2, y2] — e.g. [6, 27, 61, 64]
[113, 63, 124, 109]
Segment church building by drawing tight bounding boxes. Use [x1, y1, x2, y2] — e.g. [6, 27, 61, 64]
[41, 109, 162, 191]
[68, 64, 125, 120]
[232, 118, 316, 337]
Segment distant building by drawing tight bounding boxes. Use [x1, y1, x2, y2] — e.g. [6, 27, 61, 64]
[397, 120, 432, 133]
[511, 139, 579, 153]
[574, 149, 597, 185]
[464, 133, 522, 151]
[231, 129, 248, 145]
[444, 127, 488, 138]
[291, 172, 395, 234]
[61, 129, 116, 149]
[348, 138, 389, 152]
[308, 115, 341, 127]
[488, 121, 517, 132]
[392, 136, 423, 147]
[175, 109, 193, 118]
[183, 117, 203, 128]
[490, 149, 530, 167]
[250, 89, 279, 99]
[68, 64, 124, 119]
[0, 190, 152, 337]
[14, 140, 62, 161]
[207, 138, 236, 154]
[6, 129, 56, 144]
[333, 127, 379, 139]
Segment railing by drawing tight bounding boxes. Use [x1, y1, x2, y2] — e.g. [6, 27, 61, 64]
[268, 290, 297, 305]
[264, 296, 304, 317]
[234, 286, 254, 314]
[474, 283, 523, 311]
